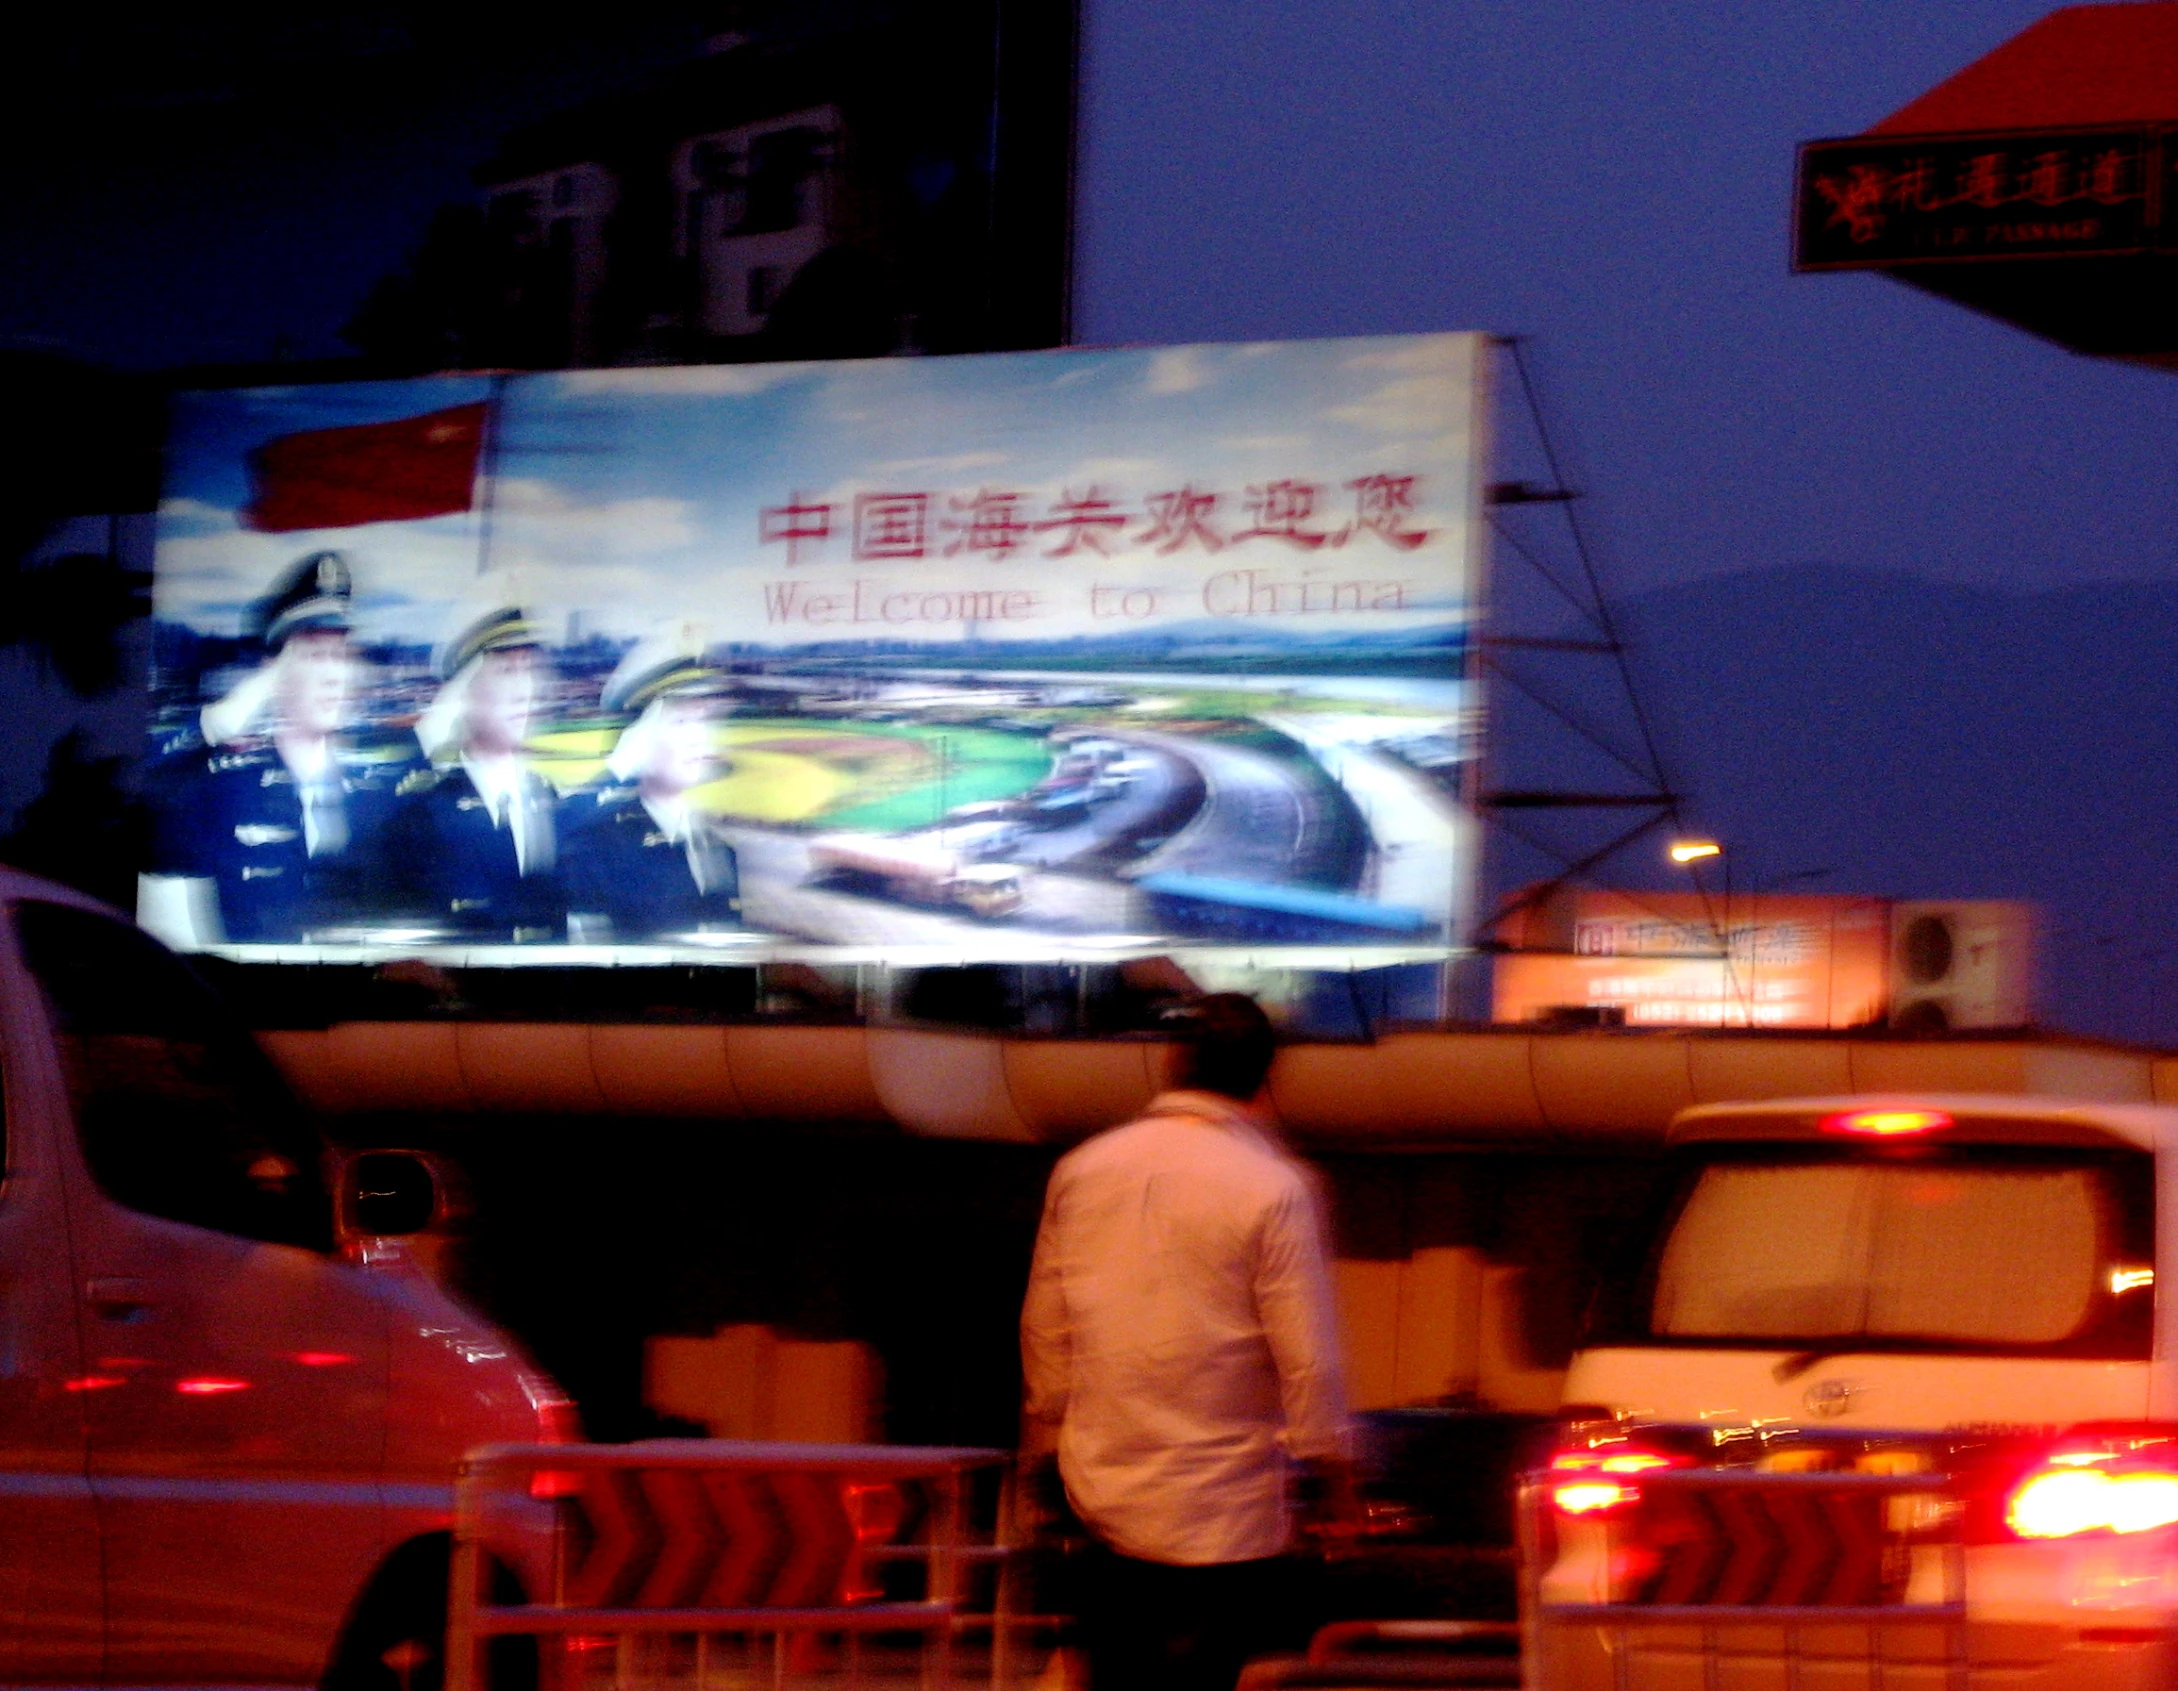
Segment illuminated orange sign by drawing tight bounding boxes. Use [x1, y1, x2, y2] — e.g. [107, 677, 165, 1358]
[1491, 890, 1891, 1030]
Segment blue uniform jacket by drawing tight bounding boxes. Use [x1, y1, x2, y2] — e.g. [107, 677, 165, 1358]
[562, 787, 742, 942]
[385, 762, 567, 942]
[144, 735, 406, 943]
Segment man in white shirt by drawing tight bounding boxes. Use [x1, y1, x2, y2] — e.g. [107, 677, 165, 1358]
[1021, 994, 1355, 1691]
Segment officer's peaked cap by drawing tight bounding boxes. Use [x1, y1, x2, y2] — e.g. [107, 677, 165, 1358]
[437, 606, 542, 681]
[605, 657, 730, 716]
[255, 551, 353, 650]
[603, 629, 728, 715]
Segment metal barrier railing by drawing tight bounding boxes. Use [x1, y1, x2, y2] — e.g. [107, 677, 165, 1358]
[1516, 1467, 1969, 1691]
[447, 1439, 1012, 1691]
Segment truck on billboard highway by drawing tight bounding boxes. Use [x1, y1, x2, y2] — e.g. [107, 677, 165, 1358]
[808, 834, 1028, 918]
[0, 868, 568, 1685]
[1525, 1094, 2178, 1691]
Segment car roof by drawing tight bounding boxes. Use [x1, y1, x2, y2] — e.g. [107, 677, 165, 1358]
[1670, 1093, 2177, 1153]
[0, 866, 116, 920]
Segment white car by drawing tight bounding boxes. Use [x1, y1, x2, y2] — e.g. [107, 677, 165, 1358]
[938, 819, 1028, 859]
[1526, 1094, 2177, 1691]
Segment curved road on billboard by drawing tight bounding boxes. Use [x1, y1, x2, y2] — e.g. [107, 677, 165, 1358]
[727, 828, 1146, 946]
[1003, 740, 1196, 871]
[725, 730, 1359, 945]
[1126, 731, 1363, 889]
[725, 738, 1196, 946]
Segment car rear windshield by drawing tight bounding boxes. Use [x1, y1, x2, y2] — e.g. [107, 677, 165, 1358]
[1616, 1144, 2153, 1358]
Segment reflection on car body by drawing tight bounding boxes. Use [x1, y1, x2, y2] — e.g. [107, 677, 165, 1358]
[0, 874, 566, 1686]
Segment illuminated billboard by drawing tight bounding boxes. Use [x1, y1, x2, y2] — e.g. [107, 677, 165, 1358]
[143, 334, 1484, 965]
[1491, 890, 1891, 1029]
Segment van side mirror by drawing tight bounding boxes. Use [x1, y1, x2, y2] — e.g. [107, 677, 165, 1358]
[344, 1150, 440, 1237]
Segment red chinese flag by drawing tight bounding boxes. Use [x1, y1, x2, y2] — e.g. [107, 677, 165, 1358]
[242, 402, 488, 532]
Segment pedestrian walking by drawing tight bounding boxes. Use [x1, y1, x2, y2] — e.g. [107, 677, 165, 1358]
[1021, 993, 1357, 1691]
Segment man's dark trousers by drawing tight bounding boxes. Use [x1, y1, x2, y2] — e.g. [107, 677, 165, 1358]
[1076, 1543, 1296, 1691]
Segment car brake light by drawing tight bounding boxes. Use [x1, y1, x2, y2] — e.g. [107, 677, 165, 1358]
[2009, 1452, 2178, 1538]
[529, 1390, 583, 1500]
[1554, 1481, 1636, 1516]
[1821, 1108, 1952, 1137]
[1548, 1442, 1686, 1515]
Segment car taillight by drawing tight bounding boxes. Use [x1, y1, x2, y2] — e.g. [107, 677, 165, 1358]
[2008, 1448, 2178, 1539]
[529, 1390, 583, 1500]
[1548, 1441, 1688, 1515]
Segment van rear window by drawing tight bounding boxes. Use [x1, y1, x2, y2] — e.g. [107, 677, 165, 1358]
[1618, 1145, 2152, 1359]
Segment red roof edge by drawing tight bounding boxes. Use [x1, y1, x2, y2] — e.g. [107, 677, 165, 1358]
[1870, 3, 2178, 134]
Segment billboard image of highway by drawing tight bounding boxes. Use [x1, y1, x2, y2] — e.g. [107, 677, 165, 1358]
[144, 334, 1483, 963]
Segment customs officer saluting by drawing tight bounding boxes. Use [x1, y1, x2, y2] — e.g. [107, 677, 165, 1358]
[387, 607, 566, 942]
[563, 637, 743, 943]
[138, 551, 404, 946]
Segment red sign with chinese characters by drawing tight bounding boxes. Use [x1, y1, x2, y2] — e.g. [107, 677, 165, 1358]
[1795, 127, 2161, 269]
[762, 476, 1432, 566]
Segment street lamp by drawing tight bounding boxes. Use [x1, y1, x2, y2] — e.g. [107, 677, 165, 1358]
[1666, 838, 1727, 941]
[1667, 839, 1740, 1024]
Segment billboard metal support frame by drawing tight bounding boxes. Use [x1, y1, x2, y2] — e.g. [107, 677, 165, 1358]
[1471, 336, 1743, 1017]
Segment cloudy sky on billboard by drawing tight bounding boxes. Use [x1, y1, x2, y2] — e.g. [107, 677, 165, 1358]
[155, 334, 1481, 653]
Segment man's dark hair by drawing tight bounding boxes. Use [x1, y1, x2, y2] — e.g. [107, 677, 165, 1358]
[1174, 992, 1277, 1101]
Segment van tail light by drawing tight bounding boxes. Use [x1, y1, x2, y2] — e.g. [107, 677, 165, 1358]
[535, 1396, 581, 1443]
[528, 1390, 584, 1500]
[175, 1376, 251, 1395]
[1548, 1442, 1689, 1516]
[2008, 1444, 2178, 1539]
[1821, 1107, 1952, 1138]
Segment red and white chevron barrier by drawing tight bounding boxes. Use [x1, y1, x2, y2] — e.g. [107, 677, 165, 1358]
[447, 1439, 1010, 1691]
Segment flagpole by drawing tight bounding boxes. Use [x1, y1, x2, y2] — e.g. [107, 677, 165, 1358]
[475, 372, 508, 580]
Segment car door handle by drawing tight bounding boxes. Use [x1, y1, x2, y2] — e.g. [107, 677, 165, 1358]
[84, 1278, 155, 1322]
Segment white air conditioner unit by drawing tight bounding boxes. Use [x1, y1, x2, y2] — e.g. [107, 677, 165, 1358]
[1888, 901, 2034, 1031]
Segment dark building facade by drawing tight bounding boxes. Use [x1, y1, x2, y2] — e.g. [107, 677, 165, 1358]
[350, 3, 1076, 371]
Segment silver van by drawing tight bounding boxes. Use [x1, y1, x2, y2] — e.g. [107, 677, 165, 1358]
[0, 870, 566, 1687]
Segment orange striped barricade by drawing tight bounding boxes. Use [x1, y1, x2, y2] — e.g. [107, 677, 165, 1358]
[1516, 1466, 1970, 1691]
[448, 1439, 1013, 1691]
